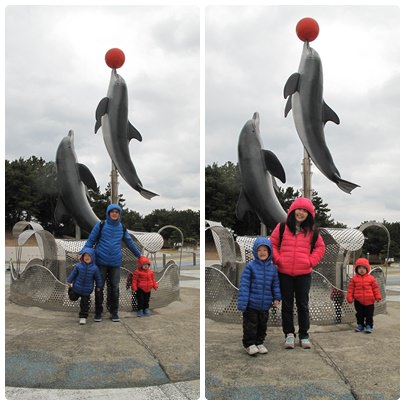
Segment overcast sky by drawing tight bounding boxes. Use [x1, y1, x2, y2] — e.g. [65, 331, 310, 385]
[4, 4, 401, 230]
[5, 5, 200, 218]
[206, 5, 400, 228]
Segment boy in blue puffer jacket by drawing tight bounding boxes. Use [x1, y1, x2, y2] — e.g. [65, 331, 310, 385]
[237, 237, 281, 355]
[67, 247, 103, 325]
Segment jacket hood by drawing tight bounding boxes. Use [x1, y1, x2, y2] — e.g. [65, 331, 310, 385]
[354, 258, 371, 274]
[81, 247, 96, 264]
[138, 256, 151, 269]
[252, 237, 272, 261]
[287, 197, 315, 218]
[106, 204, 122, 220]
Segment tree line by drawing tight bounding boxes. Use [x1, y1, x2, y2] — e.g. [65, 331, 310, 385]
[5, 156, 199, 247]
[206, 161, 399, 259]
[4, 157, 399, 258]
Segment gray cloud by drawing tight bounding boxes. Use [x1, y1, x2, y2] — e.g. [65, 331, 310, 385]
[4, 4, 401, 228]
[205, 5, 400, 228]
[5, 5, 200, 217]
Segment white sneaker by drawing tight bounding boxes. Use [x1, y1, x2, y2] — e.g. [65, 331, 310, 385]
[284, 333, 295, 349]
[79, 318, 86, 325]
[300, 338, 312, 349]
[257, 344, 268, 354]
[245, 345, 259, 355]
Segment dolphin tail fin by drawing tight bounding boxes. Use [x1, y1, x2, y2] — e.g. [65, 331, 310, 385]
[138, 186, 159, 200]
[336, 179, 360, 194]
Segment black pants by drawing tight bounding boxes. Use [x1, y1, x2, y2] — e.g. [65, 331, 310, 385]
[137, 288, 151, 311]
[96, 266, 121, 316]
[354, 300, 375, 327]
[278, 272, 311, 340]
[242, 308, 269, 348]
[68, 288, 91, 318]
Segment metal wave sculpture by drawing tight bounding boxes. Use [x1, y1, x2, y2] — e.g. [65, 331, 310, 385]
[9, 221, 179, 312]
[284, 37, 360, 194]
[95, 68, 159, 200]
[55, 130, 100, 233]
[236, 112, 287, 229]
[205, 223, 386, 325]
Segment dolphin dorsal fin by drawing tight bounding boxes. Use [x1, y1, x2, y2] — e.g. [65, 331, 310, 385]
[127, 121, 142, 142]
[322, 101, 340, 125]
[77, 163, 98, 191]
[94, 97, 109, 133]
[283, 73, 300, 99]
[262, 149, 286, 183]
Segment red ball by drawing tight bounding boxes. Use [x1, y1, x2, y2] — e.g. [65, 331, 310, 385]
[296, 18, 319, 42]
[105, 48, 125, 69]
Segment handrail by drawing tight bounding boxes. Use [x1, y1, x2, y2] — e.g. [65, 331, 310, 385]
[205, 265, 347, 294]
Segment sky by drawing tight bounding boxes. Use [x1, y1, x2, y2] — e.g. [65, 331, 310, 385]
[3, 3, 402, 230]
[206, 5, 400, 228]
[5, 5, 200, 219]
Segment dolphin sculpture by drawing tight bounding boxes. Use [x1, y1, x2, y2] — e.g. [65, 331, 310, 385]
[284, 42, 360, 194]
[95, 69, 159, 200]
[55, 130, 100, 233]
[236, 112, 287, 229]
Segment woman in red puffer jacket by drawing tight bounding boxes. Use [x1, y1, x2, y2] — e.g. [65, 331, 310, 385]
[270, 197, 325, 349]
[347, 258, 382, 333]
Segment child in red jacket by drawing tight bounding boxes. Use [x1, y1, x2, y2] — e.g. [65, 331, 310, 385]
[132, 256, 158, 317]
[347, 258, 382, 333]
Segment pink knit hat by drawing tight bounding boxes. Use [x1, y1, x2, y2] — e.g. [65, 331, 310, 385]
[287, 197, 315, 218]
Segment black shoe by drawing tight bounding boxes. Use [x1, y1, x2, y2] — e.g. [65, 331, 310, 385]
[111, 313, 120, 322]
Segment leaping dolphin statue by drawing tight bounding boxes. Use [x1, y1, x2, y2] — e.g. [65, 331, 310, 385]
[95, 69, 159, 200]
[236, 112, 287, 230]
[284, 42, 360, 194]
[55, 130, 100, 233]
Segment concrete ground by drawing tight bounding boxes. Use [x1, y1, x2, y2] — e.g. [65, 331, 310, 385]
[205, 263, 400, 400]
[4, 258, 200, 400]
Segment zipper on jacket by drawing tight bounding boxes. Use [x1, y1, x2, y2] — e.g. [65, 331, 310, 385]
[261, 261, 266, 308]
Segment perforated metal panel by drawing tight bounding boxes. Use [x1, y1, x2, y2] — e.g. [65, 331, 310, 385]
[205, 224, 386, 325]
[9, 221, 180, 312]
[10, 261, 179, 312]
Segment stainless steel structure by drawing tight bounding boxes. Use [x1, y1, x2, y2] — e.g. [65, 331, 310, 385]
[205, 222, 386, 325]
[9, 221, 180, 312]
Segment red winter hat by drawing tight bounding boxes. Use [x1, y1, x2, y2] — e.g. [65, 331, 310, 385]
[354, 258, 370, 274]
[287, 197, 316, 218]
[138, 256, 151, 268]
